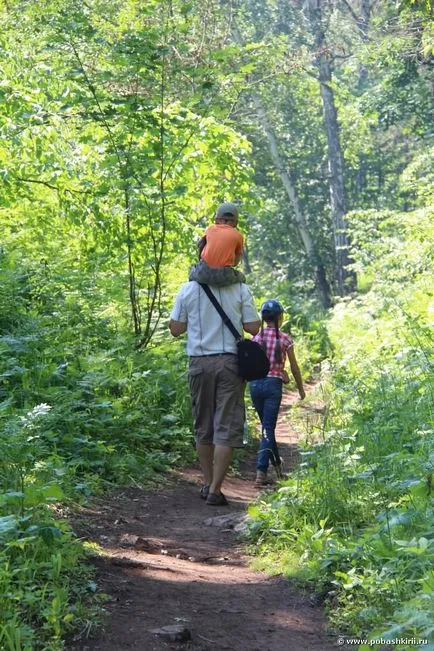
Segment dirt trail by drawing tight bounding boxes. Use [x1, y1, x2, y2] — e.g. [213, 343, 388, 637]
[70, 385, 335, 651]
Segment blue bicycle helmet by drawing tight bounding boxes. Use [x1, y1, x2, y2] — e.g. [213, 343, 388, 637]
[260, 299, 284, 318]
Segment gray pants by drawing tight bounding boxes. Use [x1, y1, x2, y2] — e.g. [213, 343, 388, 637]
[189, 260, 246, 286]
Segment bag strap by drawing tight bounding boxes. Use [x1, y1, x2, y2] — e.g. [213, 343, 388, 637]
[199, 283, 242, 342]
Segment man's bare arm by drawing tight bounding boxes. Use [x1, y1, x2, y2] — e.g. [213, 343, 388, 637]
[243, 320, 261, 336]
[169, 319, 187, 337]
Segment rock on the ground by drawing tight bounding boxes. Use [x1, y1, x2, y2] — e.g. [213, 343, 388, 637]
[233, 517, 250, 534]
[149, 624, 191, 642]
[203, 513, 248, 529]
[119, 533, 139, 546]
[119, 533, 162, 552]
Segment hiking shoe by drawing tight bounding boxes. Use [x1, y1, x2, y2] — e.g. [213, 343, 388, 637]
[275, 459, 285, 480]
[199, 484, 209, 500]
[254, 471, 269, 487]
[206, 492, 228, 506]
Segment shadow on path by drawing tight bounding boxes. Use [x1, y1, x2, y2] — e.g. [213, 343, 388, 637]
[69, 385, 336, 651]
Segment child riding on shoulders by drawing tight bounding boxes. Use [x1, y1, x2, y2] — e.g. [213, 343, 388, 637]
[189, 202, 246, 287]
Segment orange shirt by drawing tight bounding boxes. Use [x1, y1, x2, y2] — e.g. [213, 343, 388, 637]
[201, 224, 244, 267]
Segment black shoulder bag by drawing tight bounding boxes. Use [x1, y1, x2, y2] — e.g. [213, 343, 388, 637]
[199, 283, 270, 382]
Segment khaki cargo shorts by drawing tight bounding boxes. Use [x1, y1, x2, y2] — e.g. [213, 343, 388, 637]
[188, 354, 245, 448]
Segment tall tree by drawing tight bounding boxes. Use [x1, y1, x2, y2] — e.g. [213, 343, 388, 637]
[303, 0, 356, 295]
[340, 0, 373, 88]
[232, 21, 332, 308]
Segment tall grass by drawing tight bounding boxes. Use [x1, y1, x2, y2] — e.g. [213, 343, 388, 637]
[247, 206, 434, 647]
[0, 252, 195, 648]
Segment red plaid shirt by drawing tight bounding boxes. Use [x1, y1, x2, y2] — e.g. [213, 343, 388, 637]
[252, 327, 293, 379]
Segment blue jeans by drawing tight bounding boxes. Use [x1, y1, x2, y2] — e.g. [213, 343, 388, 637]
[249, 377, 283, 472]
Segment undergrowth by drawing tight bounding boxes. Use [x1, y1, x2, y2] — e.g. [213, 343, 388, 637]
[0, 252, 195, 648]
[247, 206, 434, 649]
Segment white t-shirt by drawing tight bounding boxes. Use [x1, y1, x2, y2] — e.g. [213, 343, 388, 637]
[170, 282, 259, 356]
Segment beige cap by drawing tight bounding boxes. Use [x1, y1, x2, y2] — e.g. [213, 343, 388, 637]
[215, 202, 239, 220]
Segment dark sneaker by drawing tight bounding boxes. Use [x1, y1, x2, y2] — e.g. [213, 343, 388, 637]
[206, 492, 228, 506]
[200, 485, 209, 500]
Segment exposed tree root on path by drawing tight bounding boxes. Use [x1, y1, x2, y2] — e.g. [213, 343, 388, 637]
[69, 383, 335, 651]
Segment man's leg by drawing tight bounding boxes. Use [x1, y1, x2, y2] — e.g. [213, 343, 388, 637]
[206, 356, 245, 504]
[209, 444, 233, 495]
[196, 443, 214, 487]
[188, 357, 215, 494]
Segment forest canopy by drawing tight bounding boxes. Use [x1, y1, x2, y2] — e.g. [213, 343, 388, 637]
[0, 0, 433, 648]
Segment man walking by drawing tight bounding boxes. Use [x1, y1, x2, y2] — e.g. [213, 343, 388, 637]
[169, 268, 260, 506]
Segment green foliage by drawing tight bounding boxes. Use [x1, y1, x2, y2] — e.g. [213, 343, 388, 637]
[0, 247, 195, 646]
[0, 0, 255, 343]
[0, 0, 432, 647]
[0, 404, 102, 649]
[248, 205, 434, 644]
[0, 0, 256, 643]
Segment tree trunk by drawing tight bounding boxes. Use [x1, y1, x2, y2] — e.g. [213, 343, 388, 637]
[358, 0, 371, 88]
[232, 24, 332, 308]
[340, 0, 371, 87]
[252, 93, 332, 307]
[306, 0, 356, 295]
[242, 240, 252, 275]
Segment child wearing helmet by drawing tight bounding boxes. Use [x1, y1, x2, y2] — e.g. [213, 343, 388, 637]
[189, 202, 246, 286]
[250, 299, 305, 487]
